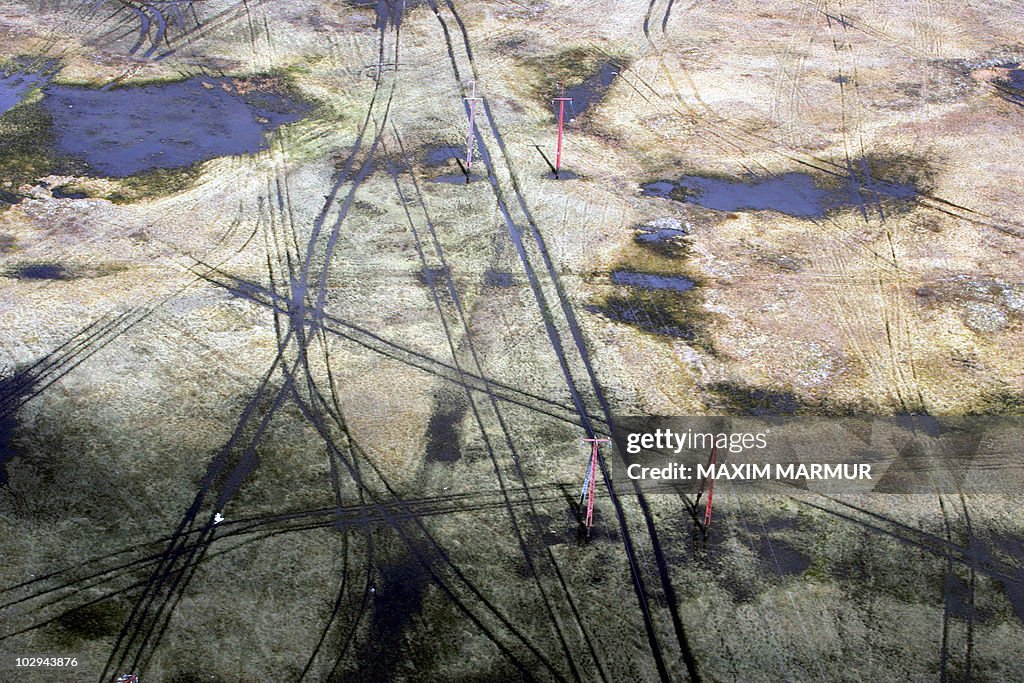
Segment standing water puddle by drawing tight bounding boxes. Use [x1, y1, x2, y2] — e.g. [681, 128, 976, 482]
[42, 78, 309, 177]
[561, 61, 620, 120]
[0, 72, 45, 117]
[7, 263, 73, 280]
[642, 171, 917, 218]
[996, 68, 1024, 106]
[423, 145, 465, 167]
[637, 223, 688, 244]
[611, 270, 694, 292]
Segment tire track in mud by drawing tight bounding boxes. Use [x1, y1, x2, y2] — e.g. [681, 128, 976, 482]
[97, 21, 398, 681]
[75, 0, 198, 61]
[0, 486, 538, 610]
[112, 15, 578, 677]
[642, 0, 684, 39]
[630, 8, 868, 677]
[822, 0, 921, 413]
[287, 379, 574, 682]
[386, 127, 608, 682]
[1, 485, 569, 641]
[270, 66, 402, 676]
[3, 7, 456, 679]
[824, 9, 908, 405]
[938, 494, 955, 683]
[262, 40, 584, 675]
[938, 494, 980, 682]
[426, 2, 701, 680]
[959, 493, 976, 681]
[276, 133, 576, 683]
[634, 3, 909, 418]
[193, 261, 604, 430]
[255, 131, 374, 681]
[100, 341, 304, 680]
[767, 0, 821, 144]
[57, 0, 265, 66]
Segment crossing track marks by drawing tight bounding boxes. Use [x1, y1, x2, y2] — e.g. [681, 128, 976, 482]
[95, 20, 400, 681]
[385, 126, 610, 682]
[425, 1, 702, 680]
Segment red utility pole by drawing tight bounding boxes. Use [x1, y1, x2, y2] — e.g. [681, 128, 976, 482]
[580, 437, 611, 537]
[704, 445, 717, 530]
[552, 84, 572, 179]
[464, 81, 482, 182]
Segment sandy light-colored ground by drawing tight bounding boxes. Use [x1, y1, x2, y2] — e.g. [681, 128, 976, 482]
[0, 1, 1022, 681]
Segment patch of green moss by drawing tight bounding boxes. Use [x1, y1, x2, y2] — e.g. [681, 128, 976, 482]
[590, 232, 714, 350]
[617, 232, 690, 272]
[705, 381, 810, 416]
[592, 292, 695, 338]
[52, 600, 124, 646]
[972, 390, 1024, 415]
[520, 46, 630, 107]
[0, 95, 66, 196]
[106, 165, 204, 204]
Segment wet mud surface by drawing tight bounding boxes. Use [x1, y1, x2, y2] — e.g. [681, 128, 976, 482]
[543, 169, 579, 180]
[420, 146, 484, 183]
[423, 145, 466, 167]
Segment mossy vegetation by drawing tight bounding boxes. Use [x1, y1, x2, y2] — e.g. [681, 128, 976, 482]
[0, 95, 69, 198]
[972, 390, 1024, 415]
[52, 601, 124, 646]
[589, 220, 713, 350]
[519, 46, 630, 111]
[705, 381, 810, 415]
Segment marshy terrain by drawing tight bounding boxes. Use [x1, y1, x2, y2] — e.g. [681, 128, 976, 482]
[0, 1, 1022, 681]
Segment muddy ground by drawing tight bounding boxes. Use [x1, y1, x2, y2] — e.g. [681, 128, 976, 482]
[0, 1, 1022, 681]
